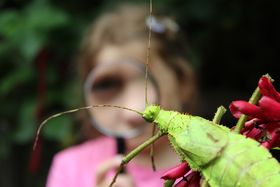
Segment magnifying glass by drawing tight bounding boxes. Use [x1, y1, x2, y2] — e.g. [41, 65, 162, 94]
[84, 59, 159, 172]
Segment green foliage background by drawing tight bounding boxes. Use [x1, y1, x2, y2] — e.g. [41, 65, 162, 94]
[0, 0, 279, 186]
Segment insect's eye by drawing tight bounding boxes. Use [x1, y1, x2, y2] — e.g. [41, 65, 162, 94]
[90, 76, 123, 102]
[143, 105, 160, 122]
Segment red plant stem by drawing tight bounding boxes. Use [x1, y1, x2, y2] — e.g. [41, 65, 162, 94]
[28, 48, 48, 173]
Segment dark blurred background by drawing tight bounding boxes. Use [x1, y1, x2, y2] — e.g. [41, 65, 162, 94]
[0, 0, 279, 186]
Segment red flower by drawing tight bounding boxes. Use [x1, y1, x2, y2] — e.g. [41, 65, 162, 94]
[174, 171, 200, 187]
[258, 76, 280, 102]
[229, 101, 263, 119]
[161, 162, 190, 180]
[258, 96, 280, 121]
[162, 163, 200, 187]
[229, 76, 280, 149]
[261, 129, 280, 149]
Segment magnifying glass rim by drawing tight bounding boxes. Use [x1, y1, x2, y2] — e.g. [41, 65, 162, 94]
[83, 59, 160, 139]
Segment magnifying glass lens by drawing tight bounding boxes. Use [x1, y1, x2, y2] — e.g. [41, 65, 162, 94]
[84, 60, 159, 139]
[90, 76, 123, 103]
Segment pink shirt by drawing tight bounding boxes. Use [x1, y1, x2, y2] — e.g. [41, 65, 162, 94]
[46, 136, 166, 187]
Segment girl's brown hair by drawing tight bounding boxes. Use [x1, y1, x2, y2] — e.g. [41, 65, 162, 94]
[77, 4, 193, 82]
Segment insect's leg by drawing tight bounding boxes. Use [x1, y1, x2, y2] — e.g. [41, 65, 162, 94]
[212, 106, 227, 124]
[150, 123, 157, 171]
[109, 131, 165, 187]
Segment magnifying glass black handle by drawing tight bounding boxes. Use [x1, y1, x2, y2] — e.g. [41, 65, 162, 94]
[116, 137, 126, 173]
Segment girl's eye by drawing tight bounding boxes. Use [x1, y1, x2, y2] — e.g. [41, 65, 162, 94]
[90, 76, 123, 102]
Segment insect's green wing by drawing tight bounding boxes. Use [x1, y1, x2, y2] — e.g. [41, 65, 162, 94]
[170, 115, 230, 169]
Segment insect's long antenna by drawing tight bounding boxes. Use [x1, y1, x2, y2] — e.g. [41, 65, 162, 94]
[32, 104, 143, 150]
[145, 0, 152, 107]
[145, 0, 157, 172]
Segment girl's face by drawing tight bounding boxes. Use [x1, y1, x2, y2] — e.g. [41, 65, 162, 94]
[85, 41, 185, 150]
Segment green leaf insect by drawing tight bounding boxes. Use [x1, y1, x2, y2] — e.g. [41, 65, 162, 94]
[109, 103, 280, 187]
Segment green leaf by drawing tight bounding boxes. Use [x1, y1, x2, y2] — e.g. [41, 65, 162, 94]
[12, 100, 36, 143]
[0, 10, 19, 36]
[0, 138, 11, 159]
[42, 115, 73, 142]
[0, 67, 34, 95]
[19, 31, 45, 62]
[25, 0, 69, 31]
[0, 0, 70, 63]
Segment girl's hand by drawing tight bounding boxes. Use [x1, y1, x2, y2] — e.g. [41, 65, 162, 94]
[95, 155, 135, 187]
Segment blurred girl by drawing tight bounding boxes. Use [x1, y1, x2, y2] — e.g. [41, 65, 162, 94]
[47, 3, 197, 187]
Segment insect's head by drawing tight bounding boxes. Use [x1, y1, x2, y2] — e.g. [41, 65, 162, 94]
[142, 105, 160, 122]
